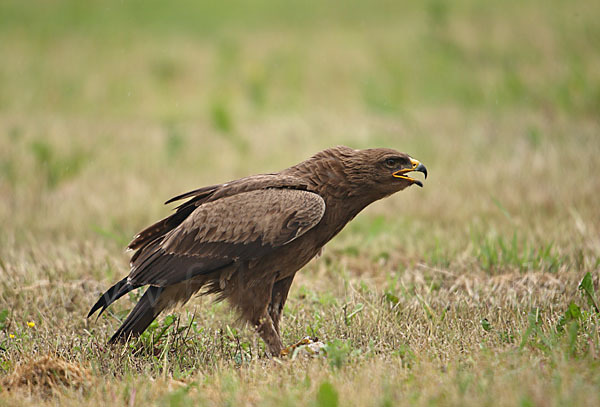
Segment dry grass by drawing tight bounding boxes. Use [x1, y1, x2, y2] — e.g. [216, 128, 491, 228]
[1, 354, 91, 398]
[1, 0, 600, 405]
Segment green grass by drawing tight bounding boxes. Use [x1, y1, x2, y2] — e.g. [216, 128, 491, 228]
[1, 0, 600, 405]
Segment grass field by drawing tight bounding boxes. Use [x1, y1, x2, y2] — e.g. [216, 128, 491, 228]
[1, 0, 599, 405]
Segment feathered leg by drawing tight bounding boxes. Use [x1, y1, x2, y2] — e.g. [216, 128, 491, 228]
[255, 314, 283, 356]
[268, 276, 295, 336]
[228, 272, 283, 356]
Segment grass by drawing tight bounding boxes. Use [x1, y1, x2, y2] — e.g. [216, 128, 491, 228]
[1, 0, 599, 405]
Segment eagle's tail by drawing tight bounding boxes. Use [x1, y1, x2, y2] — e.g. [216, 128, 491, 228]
[108, 286, 165, 344]
[87, 277, 136, 319]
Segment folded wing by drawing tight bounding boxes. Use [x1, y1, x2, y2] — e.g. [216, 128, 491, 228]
[127, 188, 326, 287]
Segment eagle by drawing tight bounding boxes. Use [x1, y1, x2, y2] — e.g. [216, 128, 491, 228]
[88, 146, 427, 355]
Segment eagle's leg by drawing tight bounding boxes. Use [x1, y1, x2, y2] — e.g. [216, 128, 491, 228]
[268, 275, 295, 336]
[255, 314, 283, 357]
[269, 276, 321, 357]
[229, 273, 283, 356]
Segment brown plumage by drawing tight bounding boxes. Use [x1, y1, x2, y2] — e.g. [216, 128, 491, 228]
[88, 146, 427, 355]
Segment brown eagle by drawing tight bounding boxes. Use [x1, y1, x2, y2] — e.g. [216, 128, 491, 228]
[88, 146, 427, 355]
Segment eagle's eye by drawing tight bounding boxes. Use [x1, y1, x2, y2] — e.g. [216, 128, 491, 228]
[384, 158, 397, 168]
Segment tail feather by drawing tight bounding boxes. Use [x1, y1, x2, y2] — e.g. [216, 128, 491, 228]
[108, 286, 165, 344]
[88, 277, 136, 319]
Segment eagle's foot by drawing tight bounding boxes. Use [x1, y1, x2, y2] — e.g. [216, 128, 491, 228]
[280, 336, 326, 358]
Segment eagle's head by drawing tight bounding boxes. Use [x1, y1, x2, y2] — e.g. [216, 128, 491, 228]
[333, 146, 428, 197]
[289, 146, 427, 201]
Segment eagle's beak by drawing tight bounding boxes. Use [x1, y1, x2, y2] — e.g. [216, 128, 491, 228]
[392, 158, 428, 187]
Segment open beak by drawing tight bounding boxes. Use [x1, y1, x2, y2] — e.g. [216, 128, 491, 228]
[392, 158, 428, 187]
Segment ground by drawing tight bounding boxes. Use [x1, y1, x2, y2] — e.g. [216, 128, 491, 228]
[0, 0, 599, 405]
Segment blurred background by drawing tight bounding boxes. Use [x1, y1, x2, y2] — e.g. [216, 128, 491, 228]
[1, 3, 599, 402]
[0, 0, 598, 273]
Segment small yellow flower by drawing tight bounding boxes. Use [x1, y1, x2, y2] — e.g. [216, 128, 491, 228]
[27, 321, 35, 328]
[9, 333, 15, 339]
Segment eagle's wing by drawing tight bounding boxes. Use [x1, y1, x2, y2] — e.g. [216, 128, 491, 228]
[127, 174, 312, 251]
[127, 188, 325, 287]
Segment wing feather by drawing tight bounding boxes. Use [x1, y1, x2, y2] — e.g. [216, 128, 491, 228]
[127, 189, 325, 286]
[128, 174, 311, 251]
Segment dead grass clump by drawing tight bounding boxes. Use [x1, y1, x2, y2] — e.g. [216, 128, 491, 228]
[1, 354, 91, 397]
